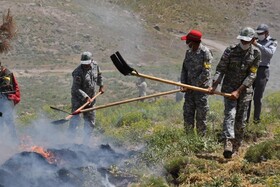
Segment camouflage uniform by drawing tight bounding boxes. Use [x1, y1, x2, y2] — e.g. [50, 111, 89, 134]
[213, 44, 260, 150]
[180, 44, 212, 135]
[0, 65, 20, 143]
[68, 61, 103, 143]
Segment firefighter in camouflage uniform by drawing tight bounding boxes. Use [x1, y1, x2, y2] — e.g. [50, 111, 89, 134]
[68, 52, 104, 144]
[180, 30, 213, 136]
[209, 27, 261, 158]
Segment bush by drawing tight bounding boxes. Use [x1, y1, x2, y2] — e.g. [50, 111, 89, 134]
[244, 138, 280, 163]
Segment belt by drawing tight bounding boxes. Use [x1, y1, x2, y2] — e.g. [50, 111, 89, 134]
[259, 66, 269, 68]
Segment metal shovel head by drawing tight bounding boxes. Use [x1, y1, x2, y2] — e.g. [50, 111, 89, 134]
[110, 51, 135, 75]
[50, 106, 71, 115]
[51, 119, 69, 125]
[110, 53, 128, 75]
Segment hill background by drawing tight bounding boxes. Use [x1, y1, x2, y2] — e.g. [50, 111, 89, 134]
[0, 0, 279, 113]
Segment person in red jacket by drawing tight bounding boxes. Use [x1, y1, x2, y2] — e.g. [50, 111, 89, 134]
[0, 61, 20, 143]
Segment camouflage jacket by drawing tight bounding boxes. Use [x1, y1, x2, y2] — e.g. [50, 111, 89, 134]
[71, 61, 103, 102]
[213, 44, 260, 93]
[180, 44, 213, 88]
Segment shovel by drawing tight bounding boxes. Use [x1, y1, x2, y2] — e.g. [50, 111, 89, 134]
[72, 89, 181, 115]
[110, 51, 232, 98]
[50, 106, 71, 115]
[51, 91, 102, 125]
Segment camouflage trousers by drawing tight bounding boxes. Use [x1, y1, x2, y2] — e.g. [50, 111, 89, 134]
[0, 95, 18, 143]
[222, 97, 250, 145]
[68, 99, 96, 144]
[183, 92, 209, 135]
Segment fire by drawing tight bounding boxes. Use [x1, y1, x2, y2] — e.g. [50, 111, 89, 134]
[18, 136, 58, 164]
[31, 146, 56, 164]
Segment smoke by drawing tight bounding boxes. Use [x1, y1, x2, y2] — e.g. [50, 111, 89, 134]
[0, 113, 141, 187]
[74, 0, 153, 64]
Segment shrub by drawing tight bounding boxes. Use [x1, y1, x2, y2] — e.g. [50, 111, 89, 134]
[244, 138, 280, 163]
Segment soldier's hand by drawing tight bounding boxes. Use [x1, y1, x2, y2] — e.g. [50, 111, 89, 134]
[208, 86, 216, 95]
[86, 97, 91, 103]
[99, 86, 104, 94]
[252, 38, 258, 46]
[230, 90, 240, 100]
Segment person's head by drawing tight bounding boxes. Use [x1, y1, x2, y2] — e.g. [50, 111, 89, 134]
[236, 27, 256, 50]
[255, 23, 269, 41]
[80, 51, 93, 69]
[181, 30, 202, 50]
[140, 77, 145, 82]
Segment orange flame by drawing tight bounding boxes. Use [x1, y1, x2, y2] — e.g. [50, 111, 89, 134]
[31, 146, 56, 164]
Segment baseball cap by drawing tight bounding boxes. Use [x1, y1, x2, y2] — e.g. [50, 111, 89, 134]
[81, 51, 92, 64]
[236, 27, 255, 42]
[181, 30, 202, 42]
[255, 24, 269, 33]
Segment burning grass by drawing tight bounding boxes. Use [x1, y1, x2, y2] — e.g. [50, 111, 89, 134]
[1, 141, 139, 187]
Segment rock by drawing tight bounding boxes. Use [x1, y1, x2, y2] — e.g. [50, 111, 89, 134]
[154, 25, 160, 31]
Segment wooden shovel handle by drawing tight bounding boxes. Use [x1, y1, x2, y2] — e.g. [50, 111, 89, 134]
[77, 89, 181, 114]
[65, 91, 102, 120]
[132, 72, 231, 97]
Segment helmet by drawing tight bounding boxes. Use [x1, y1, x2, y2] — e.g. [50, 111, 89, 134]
[81, 51, 92, 64]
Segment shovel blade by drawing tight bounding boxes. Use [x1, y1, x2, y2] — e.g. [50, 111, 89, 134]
[110, 53, 128, 75]
[51, 119, 69, 125]
[110, 51, 135, 75]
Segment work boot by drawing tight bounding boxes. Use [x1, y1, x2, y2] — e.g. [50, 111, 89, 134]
[231, 140, 241, 158]
[223, 139, 233, 159]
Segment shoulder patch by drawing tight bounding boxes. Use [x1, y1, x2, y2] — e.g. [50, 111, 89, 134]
[203, 62, 211, 69]
[250, 66, 258, 73]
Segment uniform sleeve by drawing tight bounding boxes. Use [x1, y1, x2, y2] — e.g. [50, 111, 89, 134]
[71, 73, 88, 101]
[257, 40, 277, 58]
[96, 65, 103, 87]
[213, 47, 231, 84]
[195, 49, 213, 87]
[180, 53, 188, 84]
[8, 73, 20, 105]
[242, 49, 261, 87]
